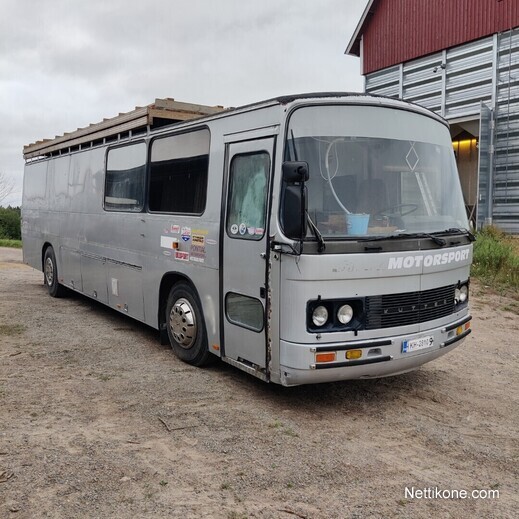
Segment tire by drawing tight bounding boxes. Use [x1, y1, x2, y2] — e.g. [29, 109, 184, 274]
[43, 246, 66, 298]
[165, 282, 212, 366]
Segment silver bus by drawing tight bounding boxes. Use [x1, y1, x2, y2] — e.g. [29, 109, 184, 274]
[22, 93, 473, 386]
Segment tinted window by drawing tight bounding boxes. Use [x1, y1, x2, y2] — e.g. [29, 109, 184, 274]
[149, 129, 210, 214]
[105, 142, 146, 212]
[226, 292, 264, 332]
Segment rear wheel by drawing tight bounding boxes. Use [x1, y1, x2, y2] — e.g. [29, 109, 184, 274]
[166, 282, 212, 366]
[43, 246, 66, 298]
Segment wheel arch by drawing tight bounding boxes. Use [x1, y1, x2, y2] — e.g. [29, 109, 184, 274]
[41, 241, 54, 270]
[158, 272, 200, 334]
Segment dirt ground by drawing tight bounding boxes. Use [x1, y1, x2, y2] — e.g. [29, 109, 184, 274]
[0, 247, 517, 518]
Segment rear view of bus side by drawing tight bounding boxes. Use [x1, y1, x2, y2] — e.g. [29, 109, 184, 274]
[22, 93, 473, 386]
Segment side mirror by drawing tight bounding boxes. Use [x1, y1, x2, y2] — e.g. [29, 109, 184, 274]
[282, 161, 309, 183]
[280, 161, 308, 241]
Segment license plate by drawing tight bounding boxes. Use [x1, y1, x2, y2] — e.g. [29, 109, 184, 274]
[402, 335, 434, 353]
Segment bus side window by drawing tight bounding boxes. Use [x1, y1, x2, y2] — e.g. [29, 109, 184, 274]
[149, 129, 210, 214]
[105, 142, 146, 212]
[226, 152, 270, 240]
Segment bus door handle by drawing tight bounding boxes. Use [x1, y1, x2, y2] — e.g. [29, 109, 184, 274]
[260, 252, 266, 259]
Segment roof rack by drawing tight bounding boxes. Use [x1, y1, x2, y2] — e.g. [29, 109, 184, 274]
[23, 98, 226, 160]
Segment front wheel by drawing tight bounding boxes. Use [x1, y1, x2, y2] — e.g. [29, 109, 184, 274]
[43, 246, 66, 298]
[166, 282, 212, 366]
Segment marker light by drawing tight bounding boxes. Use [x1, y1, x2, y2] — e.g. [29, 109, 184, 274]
[337, 304, 354, 324]
[315, 352, 336, 363]
[346, 349, 362, 360]
[312, 305, 329, 327]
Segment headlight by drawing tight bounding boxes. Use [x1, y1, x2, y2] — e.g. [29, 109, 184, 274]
[454, 288, 461, 303]
[312, 305, 329, 327]
[455, 284, 468, 304]
[459, 285, 468, 302]
[337, 304, 353, 324]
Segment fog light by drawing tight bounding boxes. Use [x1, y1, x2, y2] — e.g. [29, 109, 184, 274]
[346, 349, 362, 360]
[337, 304, 354, 324]
[312, 305, 328, 327]
[459, 285, 468, 302]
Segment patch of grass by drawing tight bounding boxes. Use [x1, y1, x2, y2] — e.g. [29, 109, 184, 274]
[0, 324, 25, 336]
[159, 480, 168, 487]
[0, 239, 22, 248]
[220, 482, 231, 490]
[472, 226, 519, 290]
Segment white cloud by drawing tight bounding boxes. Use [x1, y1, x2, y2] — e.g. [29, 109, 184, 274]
[0, 0, 366, 206]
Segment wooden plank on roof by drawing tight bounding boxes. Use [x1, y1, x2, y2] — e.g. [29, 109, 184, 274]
[23, 98, 227, 160]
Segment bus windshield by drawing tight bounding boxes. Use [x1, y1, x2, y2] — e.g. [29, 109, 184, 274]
[285, 105, 468, 239]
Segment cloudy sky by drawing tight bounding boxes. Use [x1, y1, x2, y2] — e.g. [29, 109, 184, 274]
[0, 0, 367, 206]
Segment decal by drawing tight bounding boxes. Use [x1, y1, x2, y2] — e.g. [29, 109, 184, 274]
[192, 229, 208, 235]
[190, 244, 206, 263]
[255, 228, 264, 235]
[206, 239, 217, 246]
[175, 251, 190, 262]
[230, 224, 239, 235]
[239, 223, 247, 235]
[161, 236, 178, 249]
[192, 234, 205, 246]
[171, 225, 180, 234]
[247, 227, 256, 235]
[111, 278, 119, 297]
[181, 226, 191, 242]
[387, 248, 471, 270]
[162, 250, 172, 256]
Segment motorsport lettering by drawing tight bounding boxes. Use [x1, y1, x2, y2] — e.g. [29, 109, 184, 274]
[388, 248, 470, 270]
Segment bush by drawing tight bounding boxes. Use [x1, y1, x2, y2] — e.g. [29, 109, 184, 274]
[0, 206, 21, 240]
[472, 226, 519, 289]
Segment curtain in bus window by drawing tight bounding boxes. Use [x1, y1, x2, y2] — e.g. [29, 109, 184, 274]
[226, 152, 269, 240]
[149, 129, 210, 214]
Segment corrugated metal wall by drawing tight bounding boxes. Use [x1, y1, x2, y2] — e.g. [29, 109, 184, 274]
[366, 37, 495, 120]
[365, 29, 519, 233]
[362, 0, 519, 75]
[494, 28, 519, 232]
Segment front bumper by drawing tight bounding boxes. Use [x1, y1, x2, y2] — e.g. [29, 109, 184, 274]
[279, 315, 471, 386]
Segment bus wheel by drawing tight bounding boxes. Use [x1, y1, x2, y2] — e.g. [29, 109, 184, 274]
[166, 282, 212, 366]
[43, 246, 66, 298]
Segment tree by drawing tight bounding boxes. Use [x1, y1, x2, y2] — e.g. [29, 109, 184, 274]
[0, 172, 15, 205]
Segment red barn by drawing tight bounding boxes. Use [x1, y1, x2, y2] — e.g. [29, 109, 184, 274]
[346, 0, 519, 233]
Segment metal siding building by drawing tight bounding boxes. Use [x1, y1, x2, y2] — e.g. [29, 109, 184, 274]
[347, 0, 519, 233]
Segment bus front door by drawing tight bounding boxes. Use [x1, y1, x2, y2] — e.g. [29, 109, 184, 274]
[222, 136, 275, 370]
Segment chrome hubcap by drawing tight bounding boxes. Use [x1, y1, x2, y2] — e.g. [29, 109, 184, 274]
[45, 257, 54, 286]
[170, 298, 196, 349]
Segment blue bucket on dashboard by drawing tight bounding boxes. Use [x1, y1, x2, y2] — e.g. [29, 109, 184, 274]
[347, 213, 369, 235]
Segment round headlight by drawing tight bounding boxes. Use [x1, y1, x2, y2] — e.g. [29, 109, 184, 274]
[454, 288, 461, 304]
[459, 285, 468, 302]
[312, 305, 328, 327]
[337, 304, 354, 324]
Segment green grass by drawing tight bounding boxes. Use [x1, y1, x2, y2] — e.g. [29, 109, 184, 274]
[0, 239, 22, 248]
[472, 226, 519, 291]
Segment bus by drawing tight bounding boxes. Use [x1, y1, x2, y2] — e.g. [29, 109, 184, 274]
[22, 93, 473, 386]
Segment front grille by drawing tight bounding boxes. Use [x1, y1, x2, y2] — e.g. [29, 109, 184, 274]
[364, 284, 456, 330]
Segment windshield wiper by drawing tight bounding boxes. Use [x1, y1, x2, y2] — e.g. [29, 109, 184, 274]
[358, 232, 447, 246]
[434, 228, 476, 242]
[306, 212, 326, 253]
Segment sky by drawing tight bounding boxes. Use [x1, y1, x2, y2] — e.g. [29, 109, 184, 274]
[0, 0, 366, 206]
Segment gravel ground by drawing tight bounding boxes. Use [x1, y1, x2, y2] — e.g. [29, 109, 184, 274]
[0, 247, 517, 518]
